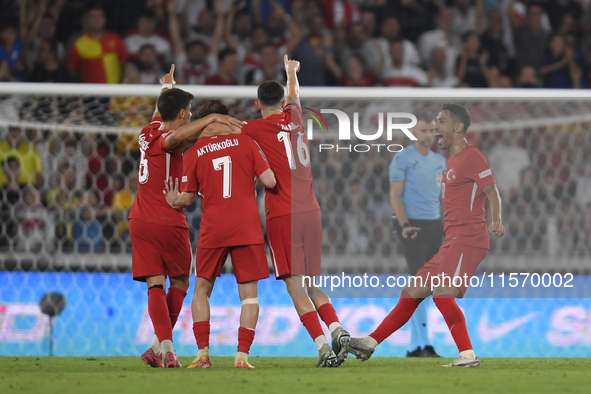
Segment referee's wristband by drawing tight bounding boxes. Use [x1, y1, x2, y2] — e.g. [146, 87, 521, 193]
[402, 222, 411, 228]
[161, 83, 173, 91]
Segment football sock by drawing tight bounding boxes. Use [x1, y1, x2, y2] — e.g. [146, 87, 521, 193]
[369, 291, 419, 345]
[317, 303, 342, 333]
[193, 321, 210, 350]
[150, 334, 161, 355]
[314, 336, 329, 350]
[161, 339, 174, 355]
[300, 311, 325, 345]
[148, 287, 173, 342]
[409, 299, 430, 351]
[198, 347, 209, 357]
[434, 297, 473, 353]
[237, 327, 255, 354]
[235, 351, 249, 362]
[166, 287, 187, 329]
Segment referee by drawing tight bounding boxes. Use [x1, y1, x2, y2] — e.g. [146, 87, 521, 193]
[389, 110, 445, 358]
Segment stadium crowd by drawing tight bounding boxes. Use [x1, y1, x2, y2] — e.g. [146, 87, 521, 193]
[1, 0, 591, 265]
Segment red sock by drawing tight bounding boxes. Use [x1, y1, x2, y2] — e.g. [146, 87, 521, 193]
[166, 287, 187, 329]
[300, 311, 324, 341]
[148, 287, 172, 342]
[237, 327, 255, 354]
[369, 292, 418, 344]
[192, 321, 210, 349]
[434, 297, 473, 352]
[317, 303, 339, 329]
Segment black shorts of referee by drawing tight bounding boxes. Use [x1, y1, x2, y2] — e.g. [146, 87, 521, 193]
[393, 218, 444, 276]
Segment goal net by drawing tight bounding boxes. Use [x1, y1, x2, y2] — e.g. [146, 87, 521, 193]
[1, 84, 591, 358]
[1, 84, 589, 274]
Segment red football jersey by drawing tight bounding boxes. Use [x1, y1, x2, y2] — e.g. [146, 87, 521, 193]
[441, 144, 496, 249]
[181, 134, 270, 248]
[129, 117, 188, 228]
[242, 100, 320, 219]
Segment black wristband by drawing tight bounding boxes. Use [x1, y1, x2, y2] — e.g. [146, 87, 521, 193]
[402, 222, 411, 228]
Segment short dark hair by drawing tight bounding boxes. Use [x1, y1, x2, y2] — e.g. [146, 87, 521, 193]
[185, 40, 207, 51]
[218, 48, 236, 63]
[139, 43, 156, 53]
[157, 88, 194, 122]
[199, 99, 228, 118]
[3, 156, 19, 169]
[257, 80, 284, 108]
[441, 103, 471, 134]
[415, 109, 434, 124]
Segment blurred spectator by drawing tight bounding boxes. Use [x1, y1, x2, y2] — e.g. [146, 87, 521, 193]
[0, 23, 26, 82]
[480, 10, 512, 77]
[225, 6, 252, 51]
[170, 0, 221, 85]
[338, 22, 381, 75]
[264, 1, 301, 54]
[0, 157, 23, 250]
[137, 44, 164, 84]
[397, 0, 438, 43]
[545, 0, 582, 32]
[456, 31, 492, 88]
[174, 0, 208, 34]
[452, 0, 482, 38]
[245, 43, 285, 85]
[539, 34, 581, 89]
[418, 8, 460, 77]
[206, 48, 238, 85]
[510, 3, 548, 72]
[25, 0, 66, 64]
[72, 190, 107, 253]
[381, 39, 428, 87]
[125, 10, 172, 63]
[44, 133, 88, 190]
[517, 65, 541, 87]
[66, 7, 128, 83]
[326, 53, 376, 87]
[186, 2, 225, 47]
[488, 135, 531, 198]
[427, 47, 459, 87]
[0, 127, 43, 188]
[16, 187, 53, 253]
[293, 14, 331, 86]
[575, 144, 591, 208]
[374, 16, 421, 69]
[28, 39, 70, 83]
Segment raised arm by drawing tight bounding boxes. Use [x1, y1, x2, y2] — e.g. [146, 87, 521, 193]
[224, 1, 240, 51]
[482, 183, 505, 237]
[272, 1, 301, 54]
[211, 0, 226, 58]
[285, 54, 300, 98]
[153, 64, 176, 119]
[390, 181, 420, 239]
[168, 1, 184, 59]
[164, 177, 196, 209]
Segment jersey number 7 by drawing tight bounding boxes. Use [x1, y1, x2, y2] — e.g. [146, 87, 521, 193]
[212, 156, 232, 198]
[277, 131, 310, 169]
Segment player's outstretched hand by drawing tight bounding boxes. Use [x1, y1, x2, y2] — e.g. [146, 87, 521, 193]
[163, 177, 180, 208]
[284, 54, 300, 74]
[159, 64, 176, 88]
[488, 221, 505, 237]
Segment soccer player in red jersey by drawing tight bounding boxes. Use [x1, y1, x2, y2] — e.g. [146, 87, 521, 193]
[163, 99, 276, 369]
[130, 66, 243, 368]
[348, 103, 505, 367]
[204, 55, 350, 367]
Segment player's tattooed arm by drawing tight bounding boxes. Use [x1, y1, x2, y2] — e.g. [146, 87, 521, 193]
[163, 177, 195, 209]
[165, 114, 243, 150]
[482, 184, 505, 237]
[198, 121, 243, 140]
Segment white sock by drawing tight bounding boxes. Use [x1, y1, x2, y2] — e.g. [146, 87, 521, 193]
[235, 351, 248, 361]
[460, 349, 476, 360]
[161, 339, 174, 355]
[328, 322, 342, 333]
[314, 335, 328, 350]
[363, 336, 378, 349]
[198, 346, 209, 356]
[151, 334, 161, 355]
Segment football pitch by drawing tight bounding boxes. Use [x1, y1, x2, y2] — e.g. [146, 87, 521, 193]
[2, 357, 591, 394]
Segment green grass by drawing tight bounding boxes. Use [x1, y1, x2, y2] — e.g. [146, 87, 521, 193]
[1, 357, 591, 394]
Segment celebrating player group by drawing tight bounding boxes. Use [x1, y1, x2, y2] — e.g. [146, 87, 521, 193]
[129, 55, 505, 369]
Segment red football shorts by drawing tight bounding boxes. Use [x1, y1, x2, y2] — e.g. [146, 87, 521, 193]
[130, 219, 192, 281]
[195, 244, 269, 283]
[266, 209, 322, 279]
[415, 243, 489, 297]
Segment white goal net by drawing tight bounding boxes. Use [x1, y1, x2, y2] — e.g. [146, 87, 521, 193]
[1, 84, 590, 276]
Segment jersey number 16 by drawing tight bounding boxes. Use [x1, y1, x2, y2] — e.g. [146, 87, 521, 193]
[277, 131, 310, 169]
